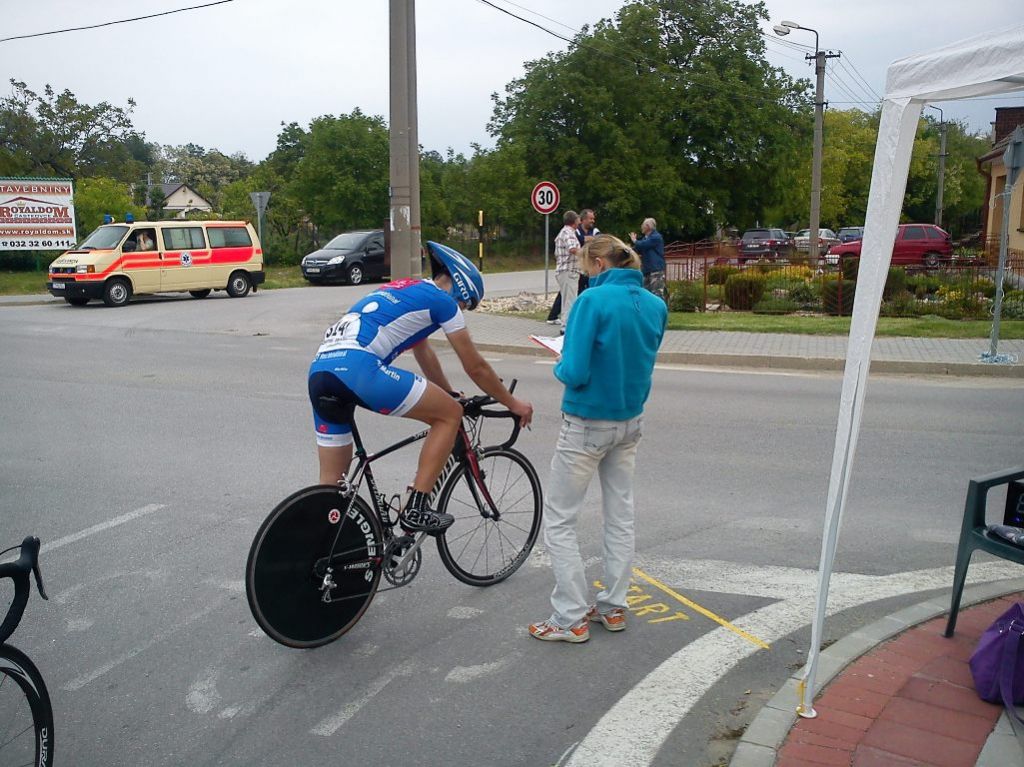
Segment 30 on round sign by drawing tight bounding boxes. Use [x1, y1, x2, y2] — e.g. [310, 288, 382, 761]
[531, 181, 559, 215]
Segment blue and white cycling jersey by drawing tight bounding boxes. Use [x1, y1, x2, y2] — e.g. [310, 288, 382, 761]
[316, 278, 466, 365]
[308, 278, 468, 447]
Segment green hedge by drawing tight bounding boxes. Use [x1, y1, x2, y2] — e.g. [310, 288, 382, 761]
[723, 273, 767, 310]
[668, 280, 704, 312]
[822, 278, 856, 315]
[707, 265, 740, 285]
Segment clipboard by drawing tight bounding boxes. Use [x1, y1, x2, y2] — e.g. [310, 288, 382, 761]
[529, 334, 564, 357]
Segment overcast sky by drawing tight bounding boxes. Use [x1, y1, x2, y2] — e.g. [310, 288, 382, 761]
[1, 0, 1020, 164]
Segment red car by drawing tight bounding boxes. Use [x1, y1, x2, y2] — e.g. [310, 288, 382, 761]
[826, 224, 952, 268]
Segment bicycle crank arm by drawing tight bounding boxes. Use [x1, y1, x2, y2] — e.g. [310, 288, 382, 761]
[394, 533, 428, 573]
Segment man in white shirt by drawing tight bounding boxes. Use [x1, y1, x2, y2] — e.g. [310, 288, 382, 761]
[554, 210, 580, 326]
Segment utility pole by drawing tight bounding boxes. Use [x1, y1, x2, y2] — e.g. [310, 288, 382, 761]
[929, 105, 948, 227]
[774, 21, 839, 267]
[389, 0, 421, 279]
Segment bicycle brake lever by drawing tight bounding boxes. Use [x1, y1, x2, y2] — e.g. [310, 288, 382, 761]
[32, 561, 48, 601]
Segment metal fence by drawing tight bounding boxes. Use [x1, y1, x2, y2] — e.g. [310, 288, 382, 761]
[663, 243, 1024, 316]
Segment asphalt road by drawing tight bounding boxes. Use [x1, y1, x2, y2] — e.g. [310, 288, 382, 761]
[1, 284, 1022, 766]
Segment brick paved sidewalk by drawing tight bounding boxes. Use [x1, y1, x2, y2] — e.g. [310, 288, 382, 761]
[777, 595, 1022, 767]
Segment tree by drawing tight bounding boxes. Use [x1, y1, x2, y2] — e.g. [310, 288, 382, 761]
[288, 110, 389, 236]
[487, 0, 807, 238]
[160, 143, 254, 208]
[72, 178, 143, 234]
[0, 79, 144, 180]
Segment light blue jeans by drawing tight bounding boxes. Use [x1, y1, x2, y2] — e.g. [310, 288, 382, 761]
[544, 412, 643, 628]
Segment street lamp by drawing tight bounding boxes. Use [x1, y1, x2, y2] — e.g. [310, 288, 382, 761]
[927, 105, 947, 227]
[775, 20, 830, 266]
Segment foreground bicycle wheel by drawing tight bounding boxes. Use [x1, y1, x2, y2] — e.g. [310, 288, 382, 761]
[436, 447, 542, 586]
[0, 644, 54, 767]
[246, 486, 383, 648]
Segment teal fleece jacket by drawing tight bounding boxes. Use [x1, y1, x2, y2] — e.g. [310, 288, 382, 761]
[554, 267, 668, 420]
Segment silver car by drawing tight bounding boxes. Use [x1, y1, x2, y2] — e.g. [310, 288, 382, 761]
[794, 228, 840, 253]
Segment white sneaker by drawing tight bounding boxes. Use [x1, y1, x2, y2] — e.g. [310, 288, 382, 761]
[545, 319, 561, 325]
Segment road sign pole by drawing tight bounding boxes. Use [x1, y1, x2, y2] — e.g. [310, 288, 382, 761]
[531, 181, 560, 302]
[544, 213, 550, 300]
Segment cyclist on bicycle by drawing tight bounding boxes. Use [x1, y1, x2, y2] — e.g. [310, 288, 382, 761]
[308, 241, 534, 534]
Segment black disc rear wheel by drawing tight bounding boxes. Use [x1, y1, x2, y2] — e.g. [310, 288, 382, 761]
[436, 448, 542, 586]
[0, 644, 54, 767]
[246, 486, 383, 648]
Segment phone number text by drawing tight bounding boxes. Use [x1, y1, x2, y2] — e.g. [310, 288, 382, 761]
[0, 239, 77, 250]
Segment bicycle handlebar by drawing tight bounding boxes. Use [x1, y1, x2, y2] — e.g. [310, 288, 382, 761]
[0, 536, 48, 645]
[459, 379, 522, 449]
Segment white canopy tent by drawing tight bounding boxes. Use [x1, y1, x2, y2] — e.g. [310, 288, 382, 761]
[800, 24, 1024, 716]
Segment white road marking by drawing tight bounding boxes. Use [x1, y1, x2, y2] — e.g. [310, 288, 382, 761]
[65, 618, 93, 632]
[445, 654, 518, 684]
[310, 660, 415, 736]
[41, 504, 167, 554]
[565, 560, 1021, 766]
[62, 600, 224, 691]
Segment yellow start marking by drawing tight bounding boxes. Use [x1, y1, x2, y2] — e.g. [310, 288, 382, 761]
[631, 567, 770, 650]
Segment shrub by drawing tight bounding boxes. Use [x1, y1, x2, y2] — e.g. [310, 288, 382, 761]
[754, 262, 783, 275]
[969, 277, 996, 298]
[840, 257, 859, 281]
[752, 295, 798, 314]
[764, 274, 806, 292]
[707, 265, 739, 285]
[788, 281, 819, 307]
[668, 280, 703, 312]
[723, 273, 767, 310]
[1000, 290, 1024, 319]
[883, 267, 907, 300]
[906, 274, 942, 296]
[880, 290, 917, 317]
[822, 278, 856, 315]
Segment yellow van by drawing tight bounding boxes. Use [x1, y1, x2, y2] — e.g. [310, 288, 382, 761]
[47, 220, 265, 306]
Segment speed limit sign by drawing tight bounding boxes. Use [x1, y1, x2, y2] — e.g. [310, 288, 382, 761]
[531, 181, 560, 215]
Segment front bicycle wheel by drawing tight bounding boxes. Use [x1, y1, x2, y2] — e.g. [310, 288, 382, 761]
[436, 447, 542, 586]
[246, 486, 383, 648]
[0, 644, 54, 767]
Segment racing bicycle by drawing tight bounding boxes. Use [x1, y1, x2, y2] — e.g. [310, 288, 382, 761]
[246, 382, 542, 648]
[1, 536, 54, 767]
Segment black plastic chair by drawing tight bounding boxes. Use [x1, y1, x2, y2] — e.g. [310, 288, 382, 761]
[945, 466, 1024, 637]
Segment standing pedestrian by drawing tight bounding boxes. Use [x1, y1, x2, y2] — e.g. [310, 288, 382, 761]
[529, 234, 668, 643]
[630, 218, 667, 304]
[554, 210, 581, 328]
[547, 207, 599, 324]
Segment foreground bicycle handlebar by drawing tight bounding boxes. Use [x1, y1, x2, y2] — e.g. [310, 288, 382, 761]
[0, 535, 55, 766]
[0, 536, 48, 645]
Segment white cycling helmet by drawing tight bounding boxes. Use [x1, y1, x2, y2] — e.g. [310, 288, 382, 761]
[426, 241, 484, 310]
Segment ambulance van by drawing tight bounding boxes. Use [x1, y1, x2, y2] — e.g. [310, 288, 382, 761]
[47, 219, 265, 306]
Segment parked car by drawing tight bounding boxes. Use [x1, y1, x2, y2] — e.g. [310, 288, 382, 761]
[794, 228, 840, 253]
[301, 229, 387, 285]
[738, 228, 794, 262]
[825, 223, 953, 267]
[837, 226, 865, 243]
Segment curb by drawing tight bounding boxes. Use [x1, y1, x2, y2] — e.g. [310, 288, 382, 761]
[445, 340, 1024, 379]
[727, 576, 1024, 767]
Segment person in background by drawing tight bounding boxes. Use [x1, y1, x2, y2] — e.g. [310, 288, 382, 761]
[529, 234, 667, 643]
[630, 218, 667, 304]
[553, 210, 581, 329]
[136, 230, 156, 251]
[546, 208, 599, 325]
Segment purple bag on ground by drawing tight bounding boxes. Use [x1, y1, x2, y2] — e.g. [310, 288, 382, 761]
[969, 602, 1024, 725]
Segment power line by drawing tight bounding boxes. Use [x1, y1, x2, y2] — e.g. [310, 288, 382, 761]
[0, 0, 235, 44]
[835, 54, 882, 102]
[473, 0, 812, 112]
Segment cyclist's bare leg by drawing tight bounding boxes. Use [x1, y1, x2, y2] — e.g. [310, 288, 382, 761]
[403, 381, 462, 492]
[317, 444, 353, 485]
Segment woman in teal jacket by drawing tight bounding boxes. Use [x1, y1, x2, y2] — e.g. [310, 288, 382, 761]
[529, 234, 668, 642]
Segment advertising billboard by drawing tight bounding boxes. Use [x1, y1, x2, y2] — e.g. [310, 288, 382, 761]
[0, 178, 77, 251]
